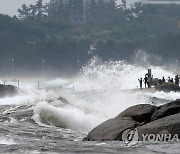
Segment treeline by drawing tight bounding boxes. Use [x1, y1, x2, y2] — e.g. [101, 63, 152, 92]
[18, 0, 117, 25]
[0, 1, 180, 77]
[18, 0, 48, 21]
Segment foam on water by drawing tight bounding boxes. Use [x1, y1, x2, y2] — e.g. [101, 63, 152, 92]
[146, 91, 180, 102]
[30, 57, 179, 131]
[33, 101, 103, 131]
[2, 57, 179, 131]
[0, 136, 15, 145]
[0, 79, 69, 106]
[41, 78, 72, 89]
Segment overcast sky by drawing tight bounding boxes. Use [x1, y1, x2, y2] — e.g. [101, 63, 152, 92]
[0, 0, 50, 17]
[0, 0, 122, 17]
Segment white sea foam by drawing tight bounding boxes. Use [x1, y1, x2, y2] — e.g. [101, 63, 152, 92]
[74, 57, 175, 91]
[47, 57, 177, 130]
[0, 136, 15, 145]
[40, 78, 73, 90]
[145, 91, 180, 101]
[2, 57, 179, 131]
[33, 101, 103, 131]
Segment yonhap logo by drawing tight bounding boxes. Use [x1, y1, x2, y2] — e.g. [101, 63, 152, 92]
[141, 133, 179, 142]
[122, 128, 179, 147]
[122, 128, 139, 147]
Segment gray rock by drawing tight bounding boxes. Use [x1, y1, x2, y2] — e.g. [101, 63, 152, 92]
[84, 100, 180, 141]
[151, 99, 180, 121]
[138, 113, 180, 140]
[84, 117, 138, 141]
[117, 104, 156, 123]
[84, 104, 156, 141]
[0, 84, 17, 97]
[156, 82, 180, 92]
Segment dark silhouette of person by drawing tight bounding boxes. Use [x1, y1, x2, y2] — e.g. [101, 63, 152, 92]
[162, 77, 165, 83]
[168, 76, 171, 82]
[144, 75, 148, 88]
[138, 78, 142, 89]
[175, 75, 179, 86]
[170, 78, 174, 83]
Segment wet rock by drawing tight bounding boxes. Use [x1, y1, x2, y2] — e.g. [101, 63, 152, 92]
[117, 104, 156, 123]
[84, 100, 180, 141]
[156, 82, 180, 92]
[151, 99, 180, 121]
[138, 113, 180, 140]
[84, 104, 156, 141]
[84, 117, 138, 141]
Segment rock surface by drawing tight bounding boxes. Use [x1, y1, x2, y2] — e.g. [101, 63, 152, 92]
[151, 99, 180, 121]
[84, 99, 180, 141]
[84, 117, 138, 141]
[138, 113, 180, 140]
[0, 84, 17, 97]
[117, 104, 156, 123]
[156, 82, 180, 92]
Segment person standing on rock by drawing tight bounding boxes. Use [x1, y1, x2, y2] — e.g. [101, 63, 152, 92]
[170, 78, 174, 83]
[162, 77, 165, 83]
[175, 75, 179, 86]
[144, 75, 148, 88]
[138, 78, 142, 89]
[168, 76, 171, 82]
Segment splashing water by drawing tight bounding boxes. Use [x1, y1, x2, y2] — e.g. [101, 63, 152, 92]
[0, 57, 178, 132]
[75, 56, 175, 90]
[32, 57, 178, 131]
[0, 57, 180, 153]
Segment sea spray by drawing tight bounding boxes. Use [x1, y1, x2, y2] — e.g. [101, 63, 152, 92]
[32, 101, 103, 131]
[75, 57, 174, 90]
[0, 58, 179, 153]
[31, 57, 178, 131]
[1, 57, 177, 132]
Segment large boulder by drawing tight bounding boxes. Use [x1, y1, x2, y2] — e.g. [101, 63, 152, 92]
[117, 104, 156, 123]
[138, 113, 180, 140]
[84, 104, 156, 141]
[84, 100, 180, 141]
[0, 84, 17, 97]
[156, 82, 180, 92]
[151, 99, 180, 121]
[84, 117, 138, 141]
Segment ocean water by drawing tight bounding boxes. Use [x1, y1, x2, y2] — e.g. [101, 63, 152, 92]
[0, 57, 180, 154]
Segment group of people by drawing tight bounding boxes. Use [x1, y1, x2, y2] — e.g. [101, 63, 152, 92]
[138, 75, 180, 89]
[138, 75, 149, 89]
[167, 75, 180, 85]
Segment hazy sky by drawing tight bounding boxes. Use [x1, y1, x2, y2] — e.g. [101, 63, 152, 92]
[0, 0, 50, 17]
[0, 0, 122, 17]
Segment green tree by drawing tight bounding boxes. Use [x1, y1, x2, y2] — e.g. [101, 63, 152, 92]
[18, 4, 30, 20]
[18, 0, 48, 20]
[36, 0, 48, 20]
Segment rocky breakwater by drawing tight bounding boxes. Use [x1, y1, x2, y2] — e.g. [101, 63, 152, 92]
[84, 99, 180, 142]
[156, 82, 180, 92]
[0, 84, 17, 97]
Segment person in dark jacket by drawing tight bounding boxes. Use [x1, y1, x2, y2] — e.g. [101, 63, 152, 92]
[144, 75, 148, 88]
[175, 75, 179, 86]
[162, 77, 165, 83]
[138, 78, 142, 89]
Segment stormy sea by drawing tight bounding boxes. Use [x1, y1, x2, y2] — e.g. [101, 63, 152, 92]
[0, 57, 180, 154]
